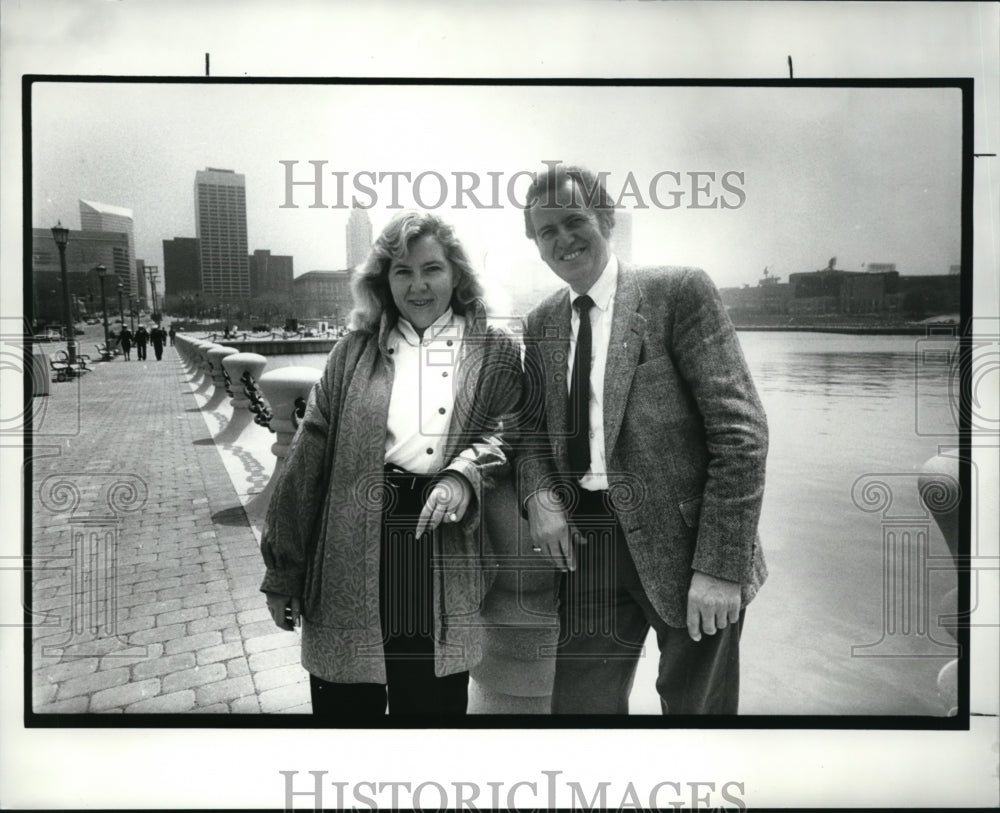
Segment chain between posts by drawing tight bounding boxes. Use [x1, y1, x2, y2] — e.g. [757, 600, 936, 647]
[242, 369, 274, 432]
[291, 396, 307, 431]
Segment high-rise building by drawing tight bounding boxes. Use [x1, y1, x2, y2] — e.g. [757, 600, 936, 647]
[249, 249, 294, 298]
[194, 168, 249, 299]
[79, 199, 136, 297]
[346, 207, 373, 268]
[32, 227, 130, 323]
[163, 237, 201, 295]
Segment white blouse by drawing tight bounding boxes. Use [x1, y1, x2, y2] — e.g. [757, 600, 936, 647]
[384, 308, 464, 474]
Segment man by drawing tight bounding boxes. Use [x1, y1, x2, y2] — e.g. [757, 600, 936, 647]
[150, 324, 166, 360]
[516, 164, 768, 715]
[134, 324, 149, 361]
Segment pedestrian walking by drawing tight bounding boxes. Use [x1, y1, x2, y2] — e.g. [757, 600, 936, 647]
[167, 325, 176, 346]
[151, 325, 166, 360]
[118, 325, 133, 360]
[134, 325, 149, 360]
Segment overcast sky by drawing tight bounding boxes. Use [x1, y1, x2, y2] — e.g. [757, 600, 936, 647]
[30, 81, 962, 307]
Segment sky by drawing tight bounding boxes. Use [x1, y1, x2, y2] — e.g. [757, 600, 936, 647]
[29, 81, 962, 311]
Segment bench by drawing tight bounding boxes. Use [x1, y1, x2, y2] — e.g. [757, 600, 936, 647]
[50, 350, 90, 380]
[94, 343, 117, 361]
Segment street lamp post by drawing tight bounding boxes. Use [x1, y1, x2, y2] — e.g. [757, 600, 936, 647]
[144, 265, 159, 318]
[50, 222, 78, 371]
[96, 265, 111, 346]
[116, 283, 125, 331]
[129, 297, 137, 332]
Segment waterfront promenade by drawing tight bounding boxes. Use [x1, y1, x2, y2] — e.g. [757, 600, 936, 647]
[30, 340, 310, 714]
[27, 329, 964, 718]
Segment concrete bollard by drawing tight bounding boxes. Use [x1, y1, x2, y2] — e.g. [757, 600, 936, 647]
[177, 335, 202, 378]
[203, 346, 240, 412]
[173, 334, 190, 372]
[190, 340, 218, 396]
[917, 452, 960, 716]
[243, 366, 322, 523]
[215, 352, 268, 445]
[469, 478, 560, 713]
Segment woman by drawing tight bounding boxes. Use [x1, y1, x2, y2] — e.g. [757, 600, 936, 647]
[118, 325, 133, 361]
[260, 211, 521, 718]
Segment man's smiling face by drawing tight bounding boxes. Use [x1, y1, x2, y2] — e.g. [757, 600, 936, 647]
[528, 178, 612, 295]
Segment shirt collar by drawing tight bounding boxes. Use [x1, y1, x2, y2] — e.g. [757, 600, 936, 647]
[576, 254, 618, 313]
[393, 307, 457, 347]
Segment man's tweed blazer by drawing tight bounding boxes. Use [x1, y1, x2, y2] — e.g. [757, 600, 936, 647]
[516, 264, 769, 627]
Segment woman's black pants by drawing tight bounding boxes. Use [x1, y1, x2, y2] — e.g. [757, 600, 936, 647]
[309, 466, 469, 719]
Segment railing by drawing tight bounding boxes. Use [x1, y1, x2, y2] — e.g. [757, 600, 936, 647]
[242, 370, 274, 431]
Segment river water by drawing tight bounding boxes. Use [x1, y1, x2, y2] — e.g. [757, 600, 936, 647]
[257, 331, 963, 715]
[732, 332, 961, 716]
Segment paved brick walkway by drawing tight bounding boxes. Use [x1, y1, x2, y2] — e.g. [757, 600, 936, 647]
[30, 344, 310, 714]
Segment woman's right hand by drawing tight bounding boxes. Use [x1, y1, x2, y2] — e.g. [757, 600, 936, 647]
[265, 592, 301, 630]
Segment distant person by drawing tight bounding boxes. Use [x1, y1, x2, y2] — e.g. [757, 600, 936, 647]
[260, 210, 521, 719]
[134, 325, 149, 360]
[151, 325, 166, 360]
[118, 326, 133, 361]
[168, 325, 176, 346]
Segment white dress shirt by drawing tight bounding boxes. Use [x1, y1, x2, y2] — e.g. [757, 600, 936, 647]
[568, 255, 618, 491]
[384, 308, 464, 474]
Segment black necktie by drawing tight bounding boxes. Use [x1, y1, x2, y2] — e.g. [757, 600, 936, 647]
[568, 294, 595, 475]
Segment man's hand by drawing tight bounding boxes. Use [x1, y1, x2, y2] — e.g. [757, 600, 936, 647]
[686, 571, 740, 641]
[525, 488, 576, 571]
[415, 472, 472, 538]
[266, 592, 301, 631]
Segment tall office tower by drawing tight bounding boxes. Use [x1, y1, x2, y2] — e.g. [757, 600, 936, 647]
[194, 168, 249, 298]
[163, 237, 201, 296]
[32, 226, 130, 324]
[79, 199, 137, 297]
[346, 207, 373, 268]
[249, 249, 294, 297]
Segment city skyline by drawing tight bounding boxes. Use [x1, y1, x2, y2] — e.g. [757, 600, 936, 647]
[29, 82, 964, 317]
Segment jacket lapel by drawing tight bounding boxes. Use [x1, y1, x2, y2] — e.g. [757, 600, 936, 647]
[603, 267, 645, 457]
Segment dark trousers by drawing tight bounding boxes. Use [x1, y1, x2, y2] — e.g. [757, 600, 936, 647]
[309, 466, 469, 719]
[152, 343, 163, 360]
[552, 487, 743, 715]
[136, 343, 147, 360]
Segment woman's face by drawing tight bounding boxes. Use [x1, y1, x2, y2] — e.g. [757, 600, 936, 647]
[388, 234, 457, 331]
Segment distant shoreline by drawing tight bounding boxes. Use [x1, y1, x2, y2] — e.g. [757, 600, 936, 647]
[733, 323, 959, 336]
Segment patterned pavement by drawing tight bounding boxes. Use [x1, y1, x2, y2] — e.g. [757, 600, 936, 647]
[29, 341, 310, 714]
